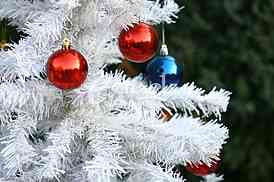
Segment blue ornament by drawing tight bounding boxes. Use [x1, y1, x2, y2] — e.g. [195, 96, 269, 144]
[145, 55, 183, 87]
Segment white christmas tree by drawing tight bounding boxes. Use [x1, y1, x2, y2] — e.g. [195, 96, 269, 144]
[0, 0, 231, 182]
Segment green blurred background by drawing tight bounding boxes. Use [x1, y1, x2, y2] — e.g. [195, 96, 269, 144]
[1, 0, 274, 181]
[168, 0, 274, 181]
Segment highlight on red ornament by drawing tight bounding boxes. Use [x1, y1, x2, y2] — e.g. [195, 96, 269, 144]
[185, 158, 221, 176]
[118, 22, 159, 63]
[47, 39, 88, 90]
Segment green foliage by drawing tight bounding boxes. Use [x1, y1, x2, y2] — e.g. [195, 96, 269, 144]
[0, 19, 25, 43]
[168, 0, 274, 181]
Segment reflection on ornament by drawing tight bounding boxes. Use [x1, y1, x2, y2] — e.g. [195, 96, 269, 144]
[0, 40, 10, 51]
[185, 158, 221, 176]
[146, 55, 183, 87]
[47, 39, 88, 90]
[118, 59, 147, 77]
[159, 108, 174, 122]
[118, 22, 159, 63]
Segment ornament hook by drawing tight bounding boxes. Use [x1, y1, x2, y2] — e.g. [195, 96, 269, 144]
[160, 22, 169, 56]
[63, 38, 71, 50]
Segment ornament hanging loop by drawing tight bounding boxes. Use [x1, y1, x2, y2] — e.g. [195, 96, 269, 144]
[160, 44, 169, 56]
[62, 6, 75, 51]
[160, 22, 169, 56]
[63, 38, 71, 50]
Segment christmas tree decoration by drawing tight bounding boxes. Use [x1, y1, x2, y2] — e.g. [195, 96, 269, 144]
[146, 54, 183, 87]
[145, 24, 183, 87]
[0, 20, 10, 51]
[159, 108, 174, 122]
[118, 22, 159, 63]
[0, 1, 231, 181]
[0, 40, 9, 51]
[185, 159, 221, 176]
[47, 38, 88, 90]
[118, 59, 147, 77]
[0, 19, 26, 51]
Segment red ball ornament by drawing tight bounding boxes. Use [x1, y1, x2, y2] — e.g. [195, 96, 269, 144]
[118, 22, 159, 63]
[47, 39, 88, 90]
[185, 159, 221, 176]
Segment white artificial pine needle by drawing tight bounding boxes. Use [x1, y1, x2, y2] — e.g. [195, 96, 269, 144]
[202, 174, 224, 182]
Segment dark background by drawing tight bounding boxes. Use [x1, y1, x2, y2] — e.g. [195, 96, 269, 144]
[167, 0, 274, 181]
[1, 0, 274, 181]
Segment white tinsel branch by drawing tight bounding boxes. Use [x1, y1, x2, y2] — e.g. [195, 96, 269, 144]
[0, 81, 63, 123]
[70, 72, 231, 119]
[35, 119, 83, 180]
[202, 174, 224, 182]
[0, 0, 52, 28]
[120, 116, 228, 164]
[0, 113, 37, 177]
[84, 129, 128, 181]
[68, 108, 228, 167]
[159, 84, 231, 119]
[142, 0, 181, 24]
[126, 162, 184, 182]
[84, 156, 125, 182]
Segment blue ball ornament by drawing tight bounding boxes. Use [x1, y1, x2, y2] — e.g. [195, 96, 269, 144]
[145, 55, 183, 87]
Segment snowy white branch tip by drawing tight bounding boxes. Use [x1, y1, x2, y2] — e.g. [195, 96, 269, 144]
[70, 72, 231, 119]
[122, 116, 228, 165]
[126, 162, 184, 182]
[202, 174, 224, 182]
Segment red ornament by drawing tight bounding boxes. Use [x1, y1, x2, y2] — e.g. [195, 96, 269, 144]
[47, 40, 88, 90]
[185, 159, 221, 176]
[118, 22, 159, 63]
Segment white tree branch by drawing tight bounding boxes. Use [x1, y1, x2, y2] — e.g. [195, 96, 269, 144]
[126, 162, 184, 182]
[70, 72, 231, 119]
[0, 81, 63, 123]
[0, 114, 37, 177]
